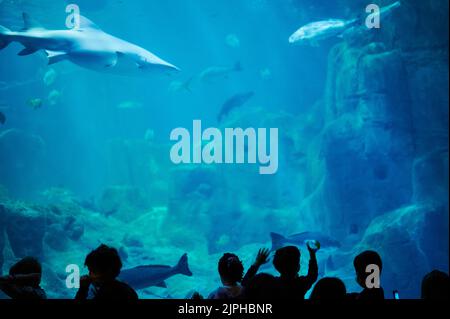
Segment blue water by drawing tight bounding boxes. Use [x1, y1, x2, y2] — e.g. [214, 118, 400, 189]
[0, 0, 448, 299]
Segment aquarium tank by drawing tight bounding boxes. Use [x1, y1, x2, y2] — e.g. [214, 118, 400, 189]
[0, 0, 448, 300]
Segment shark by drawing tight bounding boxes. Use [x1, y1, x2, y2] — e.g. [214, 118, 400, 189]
[0, 13, 179, 76]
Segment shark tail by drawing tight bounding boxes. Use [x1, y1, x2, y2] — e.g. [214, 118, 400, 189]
[0, 25, 12, 50]
[175, 253, 193, 277]
[270, 232, 287, 251]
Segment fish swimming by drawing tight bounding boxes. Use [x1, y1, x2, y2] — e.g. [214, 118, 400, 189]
[289, 1, 401, 45]
[168, 77, 194, 93]
[0, 111, 5, 125]
[118, 253, 192, 290]
[47, 89, 61, 106]
[43, 68, 57, 86]
[289, 18, 359, 45]
[199, 62, 242, 82]
[217, 91, 254, 122]
[270, 232, 341, 251]
[28, 98, 43, 110]
[0, 13, 179, 76]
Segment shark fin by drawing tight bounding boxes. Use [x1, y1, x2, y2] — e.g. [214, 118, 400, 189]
[18, 47, 39, 56]
[79, 16, 102, 31]
[22, 12, 43, 30]
[270, 232, 287, 251]
[175, 254, 193, 277]
[155, 281, 167, 288]
[46, 50, 68, 65]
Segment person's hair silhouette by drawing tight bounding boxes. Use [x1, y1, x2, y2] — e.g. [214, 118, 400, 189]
[310, 277, 347, 300]
[244, 273, 278, 299]
[348, 250, 384, 300]
[208, 249, 270, 299]
[0, 256, 46, 299]
[75, 244, 138, 300]
[219, 253, 244, 285]
[421, 270, 449, 300]
[271, 244, 319, 299]
[273, 246, 300, 277]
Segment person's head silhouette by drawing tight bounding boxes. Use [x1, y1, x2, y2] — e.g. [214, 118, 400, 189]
[353, 250, 382, 289]
[245, 273, 278, 299]
[273, 246, 300, 278]
[85, 244, 122, 284]
[218, 253, 244, 286]
[421, 270, 449, 300]
[310, 277, 347, 300]
[9, 256, 42, 287]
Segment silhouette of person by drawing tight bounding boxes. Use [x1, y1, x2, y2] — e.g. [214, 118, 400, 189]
[242, 273, 278, 299]
[271, 243, 319, 299]
[75, 244, 138, 300]
[421, 270, 449, 300]
[347, 250, 384, 300]
[309, 277, 347, 300]
[0, 256, 46, 299]
[208, 248, 270, 299]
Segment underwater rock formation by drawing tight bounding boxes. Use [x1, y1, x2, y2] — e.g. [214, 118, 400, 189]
[0, 203, 46, 267]
[98, 185, 153, 221]
[356, 203, 448, 298]
[300, 0, 449, 238]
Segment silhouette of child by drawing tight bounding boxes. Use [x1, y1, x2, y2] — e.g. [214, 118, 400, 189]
[0, 256, 46, 299]
[271, 243, 319, 299]
[207, 248, 270, 299]
[75, 244, 138, 300]
[347, 250, 384, 300]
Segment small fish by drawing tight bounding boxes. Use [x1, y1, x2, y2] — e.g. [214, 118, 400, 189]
[47, 89, 61, 106]
[118, 253, 192, 290]
[28, 98, 43, 110]
[117, 101, 143, 109]
[168, 77, 194, 93]
[218, 91, 254, 122]
[225, 34, 240, 48]
[0, 111, 5, 124]
[199, 62, 242, 83]
[270, 232, 341, 251]
[43, 68, 57, 86]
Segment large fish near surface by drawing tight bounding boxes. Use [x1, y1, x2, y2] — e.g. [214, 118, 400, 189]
[0, 13, 179, 76]
[289, 1, 402, 45]
[270, 232, 341, 251]
[118, 254, 192, 290]
[217, 91, 254, 122]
